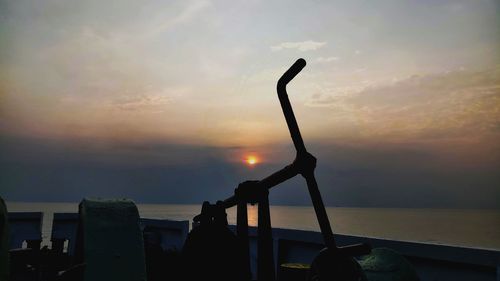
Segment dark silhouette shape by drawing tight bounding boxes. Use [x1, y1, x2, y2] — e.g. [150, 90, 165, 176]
[0, 197, 9, 281]
[60, 199, 147, 281]
[144, 229, 182, 281]
[191, 59, 371, 281]
[182, 201, 249, 281]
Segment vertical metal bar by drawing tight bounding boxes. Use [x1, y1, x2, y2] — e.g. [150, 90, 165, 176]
[304, 173, 336, 249]
[257, 194, 275, 281]
[277, 91, 307, 155]
[237, 201, 252, 280]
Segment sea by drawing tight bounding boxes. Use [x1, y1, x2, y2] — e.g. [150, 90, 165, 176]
[5, 202, 500, 250]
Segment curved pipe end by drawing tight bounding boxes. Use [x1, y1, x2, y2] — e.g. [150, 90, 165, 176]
[277, 58, 306, 91]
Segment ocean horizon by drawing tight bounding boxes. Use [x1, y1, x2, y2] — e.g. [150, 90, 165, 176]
[6, 201, 500, 251]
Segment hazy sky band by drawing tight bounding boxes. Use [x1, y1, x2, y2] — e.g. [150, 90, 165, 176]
[1, 0, 498, 145]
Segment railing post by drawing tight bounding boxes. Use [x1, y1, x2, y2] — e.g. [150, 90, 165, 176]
[257, 191, 275, 281]
[237, 201, 251, 280]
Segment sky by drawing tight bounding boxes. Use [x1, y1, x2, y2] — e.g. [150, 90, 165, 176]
[0, 0, 499, 208]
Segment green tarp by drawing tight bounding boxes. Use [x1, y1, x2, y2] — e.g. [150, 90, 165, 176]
[359, 248, 419, 281]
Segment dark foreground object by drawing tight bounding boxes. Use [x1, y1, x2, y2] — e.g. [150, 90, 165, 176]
[182, 219, 248, 281]
[192, 58, 371, 281]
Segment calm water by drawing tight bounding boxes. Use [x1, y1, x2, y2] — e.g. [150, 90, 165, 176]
[6, 202, 500, 250]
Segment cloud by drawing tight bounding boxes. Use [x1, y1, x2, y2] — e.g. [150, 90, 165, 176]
[244, 67, 287, 83]
[353, 67, 367, 73]
[147, 0, 212, 37]
[315, 56, 339, 63]
[306, 67, 500, 139]
[271, 40, 326, 52]
[111, 94, 172, 112]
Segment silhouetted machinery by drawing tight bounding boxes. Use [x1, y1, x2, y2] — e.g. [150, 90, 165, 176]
[188, 59, 371, 281]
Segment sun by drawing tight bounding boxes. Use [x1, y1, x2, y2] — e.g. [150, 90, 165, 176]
[245, 155, 258, 166]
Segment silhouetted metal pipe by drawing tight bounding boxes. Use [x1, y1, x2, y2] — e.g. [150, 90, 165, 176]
[221, 163, 298, 209]
[257, 193, 275, 281]
[237, 201, 251, 280]
[276, 59, 337, 250]
[277, 58, 307, 155]
[194, 59, 337, 250]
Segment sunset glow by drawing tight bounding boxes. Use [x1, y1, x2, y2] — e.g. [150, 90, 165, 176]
[246, 155, 258, 166]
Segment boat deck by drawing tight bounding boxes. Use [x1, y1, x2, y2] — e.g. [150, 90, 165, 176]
[7, 212, 500, 281]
